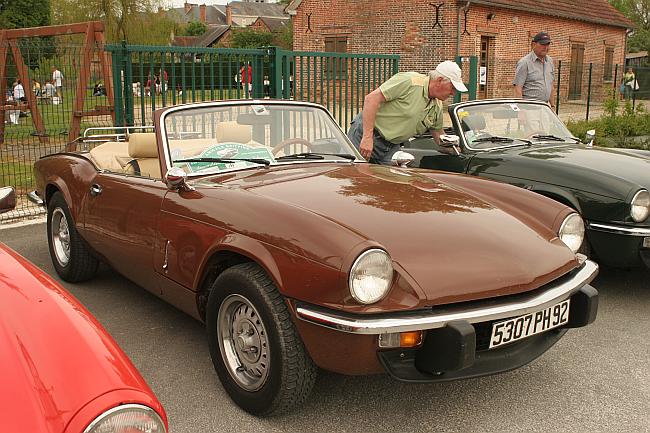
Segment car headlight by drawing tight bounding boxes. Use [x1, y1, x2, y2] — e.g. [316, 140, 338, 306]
[84, 404, 166, 433]
[349, 249, 394, 304]
[558, 213, 585, 254]
[631, 189, 650, 222]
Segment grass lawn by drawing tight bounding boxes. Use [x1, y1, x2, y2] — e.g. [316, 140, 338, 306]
[0, 161, 34, 191]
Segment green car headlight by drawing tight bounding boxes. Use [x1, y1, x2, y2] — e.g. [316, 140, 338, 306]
[559, 213, 585, 254]
[84, 404, 166, 433]
[631, 189, 650, 222]
[349, 249, 394, 304]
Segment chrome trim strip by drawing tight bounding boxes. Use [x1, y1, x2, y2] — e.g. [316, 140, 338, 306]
[587, 222, 650, 236]
[27, 191, 44, 206]
[296, 260, 598, 334]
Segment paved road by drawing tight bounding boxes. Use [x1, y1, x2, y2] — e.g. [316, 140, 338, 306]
[1, 222, 649, 433]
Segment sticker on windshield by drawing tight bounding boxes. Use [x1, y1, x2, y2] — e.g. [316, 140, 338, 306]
[251, 105, 270, 116]
[179, 143, 274, 173]
[510, 104, 520, 112]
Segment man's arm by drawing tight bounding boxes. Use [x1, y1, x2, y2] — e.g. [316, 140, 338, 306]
[431, 128, 443, 145]
[549, 84, 555, 108]
[513, 85, 523, 98]
[359, 88, 386, 159]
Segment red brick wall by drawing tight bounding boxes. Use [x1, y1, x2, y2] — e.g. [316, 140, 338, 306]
[292, 0, 627, 102]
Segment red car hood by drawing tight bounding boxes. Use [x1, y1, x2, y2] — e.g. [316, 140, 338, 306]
[0, 244, 156, 433]
[213, 164, 576, 303]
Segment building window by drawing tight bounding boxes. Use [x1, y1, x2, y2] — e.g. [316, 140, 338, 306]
[325, 36, 347, 79]
[603, 47, 614, 81]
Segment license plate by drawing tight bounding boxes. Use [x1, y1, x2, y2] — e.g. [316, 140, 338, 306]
[489, 299, 570, 349]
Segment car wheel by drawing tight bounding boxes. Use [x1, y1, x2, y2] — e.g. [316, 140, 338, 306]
[206, 262, 317, 416]
[47, 191, 99, 282]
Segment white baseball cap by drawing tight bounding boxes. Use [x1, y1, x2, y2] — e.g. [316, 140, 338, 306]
[435, 61, 468, 92]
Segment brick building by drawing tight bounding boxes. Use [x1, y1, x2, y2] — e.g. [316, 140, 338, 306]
[287, 0, 633, 102]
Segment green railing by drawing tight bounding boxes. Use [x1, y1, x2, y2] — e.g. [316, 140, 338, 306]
[107, 44, 399, 130]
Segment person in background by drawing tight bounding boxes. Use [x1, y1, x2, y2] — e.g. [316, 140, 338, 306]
[623, 67, 636, 100]
[32, 80, 42, 97]
[52, 66, 64, 100]
[240, 63, 252, 96]
[43, 80, 56, 103]
[513, 32, 555, 109]
[13, 80, 26, 103]
[347, 60, 467, 164]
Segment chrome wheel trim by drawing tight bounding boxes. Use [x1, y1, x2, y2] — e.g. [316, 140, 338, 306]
[217, 294, 270, 391]
[51, 208, 71, 267]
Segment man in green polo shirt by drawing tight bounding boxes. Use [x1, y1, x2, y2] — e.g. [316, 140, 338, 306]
[348, 60, 467, 164]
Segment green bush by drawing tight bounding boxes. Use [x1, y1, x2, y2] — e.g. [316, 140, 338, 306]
[565, 92, 650, 150]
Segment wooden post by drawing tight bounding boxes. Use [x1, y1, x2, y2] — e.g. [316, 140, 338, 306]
[9, 40, 48, 143]
[69, 23, 95, 146]
[95, 30, 116, 125]
[0, 30, 7, 146]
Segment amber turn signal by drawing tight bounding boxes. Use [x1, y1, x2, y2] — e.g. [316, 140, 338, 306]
[400, 331, 423, 347]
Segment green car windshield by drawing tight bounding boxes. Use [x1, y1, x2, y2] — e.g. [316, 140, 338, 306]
[455, 101, 576, 150]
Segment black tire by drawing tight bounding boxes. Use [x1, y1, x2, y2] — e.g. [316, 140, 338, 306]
[206, 262, 317, 416]
[47, 191, 99, 282]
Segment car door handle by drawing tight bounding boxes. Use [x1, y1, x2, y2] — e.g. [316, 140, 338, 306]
[90, 184, 103, 196]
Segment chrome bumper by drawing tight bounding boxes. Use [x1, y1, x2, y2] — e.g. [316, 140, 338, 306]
[27, 191, 44, 206]
[587, 222, 650, 236]
[296, 260, 599, 335]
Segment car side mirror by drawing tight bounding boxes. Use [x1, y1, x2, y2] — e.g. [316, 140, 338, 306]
[391, 150, 415, 167]
[165, 167, 195, 192]
[0, 187, 16, 214]
[439, 134, 461, 156]
[585, 129, 596, 147]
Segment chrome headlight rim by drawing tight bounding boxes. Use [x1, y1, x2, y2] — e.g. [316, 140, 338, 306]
[630, 189, 650, 223]
[558, 213, 585, 254]
[83, 403, 166, 433]
[348, 248, 394, 305]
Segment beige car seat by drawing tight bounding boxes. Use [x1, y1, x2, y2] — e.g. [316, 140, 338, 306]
[126, 133, 161, 178]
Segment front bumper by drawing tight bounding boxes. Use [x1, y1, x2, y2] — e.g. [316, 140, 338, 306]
[587, 222, 650, 267]
[295, 260, 598, 382]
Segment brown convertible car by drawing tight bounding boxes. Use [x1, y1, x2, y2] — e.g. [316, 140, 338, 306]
[31, 100, 598, 416]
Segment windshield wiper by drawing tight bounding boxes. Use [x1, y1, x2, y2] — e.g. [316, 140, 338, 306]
[174, 157, 270, 167]
[276, 152, 356, 161]
[530, 134, 575, 142]
[473, 136, 514, 143]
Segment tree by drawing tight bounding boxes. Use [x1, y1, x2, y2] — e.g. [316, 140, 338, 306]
[0, 0, 51, 29]
[273, 20, 293, 49]
[181, 21, 208, 37]
[49, 0, 177, 44]
[610, 0, 650, 52]
[230, 28, 274, 49]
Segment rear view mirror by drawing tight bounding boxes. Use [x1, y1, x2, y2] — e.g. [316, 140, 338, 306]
[440, 134, 460, 147]
[165, 167, 195, 192]
[0, 187, 16, 214]
[391, 151, 415, 167]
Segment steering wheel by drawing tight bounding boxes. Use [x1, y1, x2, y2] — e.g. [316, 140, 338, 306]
[271, 138, 314, 156]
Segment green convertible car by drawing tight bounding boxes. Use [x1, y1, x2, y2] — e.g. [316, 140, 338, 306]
[405, 99, 650, 268]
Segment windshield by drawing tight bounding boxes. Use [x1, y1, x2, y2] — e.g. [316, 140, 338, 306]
[163, 103, 360, 174]
[455, 101, 576, 150]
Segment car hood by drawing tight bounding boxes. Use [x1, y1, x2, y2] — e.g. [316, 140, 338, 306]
[204, 163, 577, 304]
[0, 245, 154, 433]
[470, 144, 650, 198]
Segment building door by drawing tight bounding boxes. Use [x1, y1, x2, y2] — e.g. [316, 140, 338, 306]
[479, 36, 490, 99]
[569, 44, 585, 100]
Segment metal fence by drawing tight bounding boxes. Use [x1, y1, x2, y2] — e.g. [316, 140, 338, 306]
[107, 44, 400, 131]
[1, 41, 115, 222]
